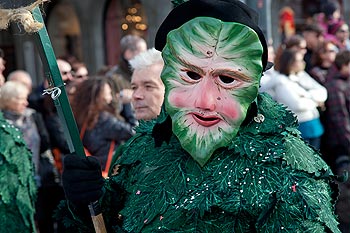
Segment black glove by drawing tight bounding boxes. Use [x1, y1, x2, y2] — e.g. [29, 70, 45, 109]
[62, 154, 105, 206]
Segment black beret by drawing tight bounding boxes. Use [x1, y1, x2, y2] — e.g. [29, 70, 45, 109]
[155, 0, 268, 70]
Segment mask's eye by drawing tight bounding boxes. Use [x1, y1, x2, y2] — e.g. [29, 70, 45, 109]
[216, 74, 244, 89]
[187, 71, 202, 81]
[180, 70, 202, 83]
[219, 75, 235, 84]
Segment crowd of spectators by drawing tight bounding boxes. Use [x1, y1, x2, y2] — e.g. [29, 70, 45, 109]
[261, 2, 350, 231]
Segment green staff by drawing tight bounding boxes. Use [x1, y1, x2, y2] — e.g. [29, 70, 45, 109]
[31, 6, 107, 233]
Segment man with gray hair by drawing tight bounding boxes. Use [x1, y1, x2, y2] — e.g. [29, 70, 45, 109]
[130, 48, 165, 120]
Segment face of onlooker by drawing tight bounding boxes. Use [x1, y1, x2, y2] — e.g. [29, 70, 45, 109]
[124, 41, 147, 61]
[57, 59, 74, 84]
[336, 23, 349, 43]
[340, 62, 350, 78]
[101, 83, 113, 105]
[303, 31, 323, 51]
[267, 45, 275, 63]
[73, 66, 89, 80]
[8, 70, 33, 92]
[0, 75, 4, 87]
[322, 42, 338, 65]
[291, 52, 306, 74]
[131, 63, 165, 120]
[290, 39, 307, 56]
[4, 86, 29, 114]
[0, 57, 6, 86]
[0, 57, 5, 74]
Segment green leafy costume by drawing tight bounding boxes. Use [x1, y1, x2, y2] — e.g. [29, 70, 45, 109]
[0, 111, 37, 232]
[59, 94, 340, 232]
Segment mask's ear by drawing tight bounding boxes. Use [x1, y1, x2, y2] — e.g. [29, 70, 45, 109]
[264, 61, 274, 71]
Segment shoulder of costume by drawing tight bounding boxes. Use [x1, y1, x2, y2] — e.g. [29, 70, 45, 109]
[111, 106, 178, 166]
[0, 111, 28, 146]
[232, 93, 332, 177]
[0, 110, 36, 229]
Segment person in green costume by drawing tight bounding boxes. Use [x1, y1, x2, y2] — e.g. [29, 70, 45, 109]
[60, 0, 341, 232]
[0, 110, 37, 232]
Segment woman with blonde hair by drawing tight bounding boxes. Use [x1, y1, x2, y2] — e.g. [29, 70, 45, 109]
[0, 80, 63, 232]
[0, 81, 42, 171]
[0, 81, 37, 232]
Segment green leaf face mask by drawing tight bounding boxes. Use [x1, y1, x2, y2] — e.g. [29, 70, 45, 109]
[161, 17, 263, 166]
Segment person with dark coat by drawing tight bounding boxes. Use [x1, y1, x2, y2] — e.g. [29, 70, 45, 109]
[323, 50, 350, 232]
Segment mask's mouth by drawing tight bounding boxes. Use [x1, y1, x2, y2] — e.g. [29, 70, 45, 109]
[191, 113, 221, 127]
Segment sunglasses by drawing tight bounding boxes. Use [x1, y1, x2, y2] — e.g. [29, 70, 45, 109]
[61, 71, 72, 75]
[72, 72, 88, 78]
[75, 74, 88, 79]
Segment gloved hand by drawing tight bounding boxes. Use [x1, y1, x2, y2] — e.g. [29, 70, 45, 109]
[62, 153, 105, 206]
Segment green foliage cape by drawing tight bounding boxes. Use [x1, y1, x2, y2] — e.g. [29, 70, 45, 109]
[0, 111, 37, 232]
[58, 94, 340, 232]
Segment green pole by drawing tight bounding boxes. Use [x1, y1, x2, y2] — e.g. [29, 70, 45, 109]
[31, 6, 85, 156]
[31, 6, 107, 233]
